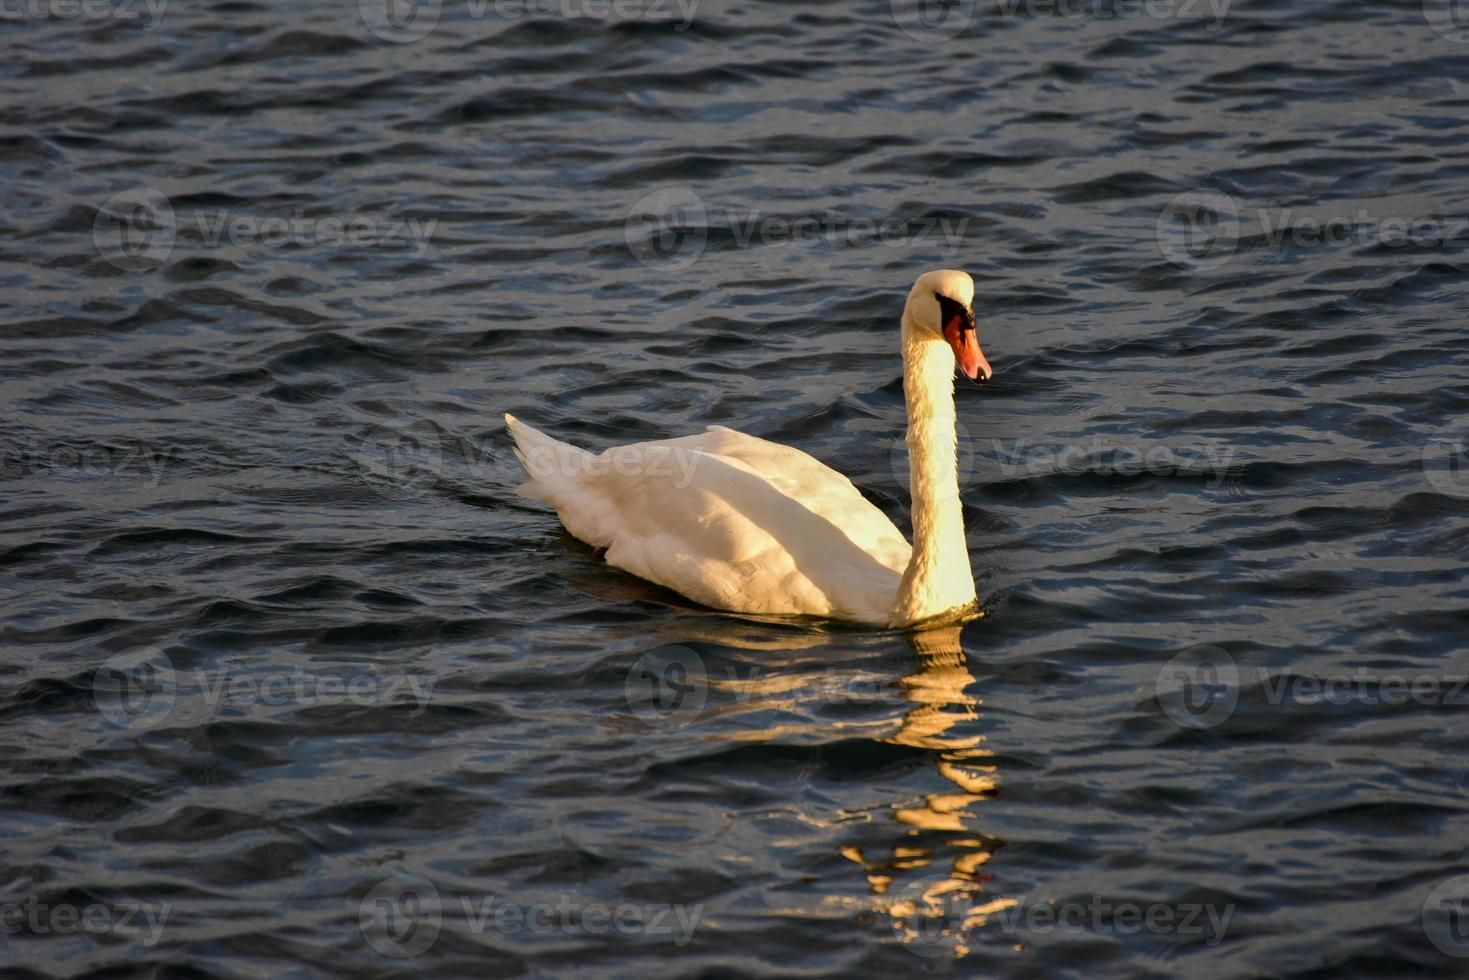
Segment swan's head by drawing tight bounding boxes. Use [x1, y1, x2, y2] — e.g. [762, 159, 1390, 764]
[904, 269, 992, 384]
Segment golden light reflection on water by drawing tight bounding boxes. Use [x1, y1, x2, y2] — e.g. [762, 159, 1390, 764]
[691, 620, 1013, 958]
[605, 609, 1012, 958]
[849, 624, 1016, 957]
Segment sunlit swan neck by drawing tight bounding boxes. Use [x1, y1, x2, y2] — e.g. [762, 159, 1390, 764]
[890, 312, 977, 626]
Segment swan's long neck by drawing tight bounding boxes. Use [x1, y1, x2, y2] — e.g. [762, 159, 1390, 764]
[890, 316, 977, 627]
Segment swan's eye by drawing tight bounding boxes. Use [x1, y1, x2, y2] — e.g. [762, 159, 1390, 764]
[934, 293, 974, 333]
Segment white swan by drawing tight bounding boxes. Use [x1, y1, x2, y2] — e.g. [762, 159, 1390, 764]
[505, 269, 993, 628]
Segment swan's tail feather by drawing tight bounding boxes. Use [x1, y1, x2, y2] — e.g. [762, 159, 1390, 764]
[504, 413, 591, 506]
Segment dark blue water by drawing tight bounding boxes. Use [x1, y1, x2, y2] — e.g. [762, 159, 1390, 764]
[4, 0, 1469, 976]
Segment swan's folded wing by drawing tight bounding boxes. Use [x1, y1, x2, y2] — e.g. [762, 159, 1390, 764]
[684, 425, 911, 570]
[564, 426, 910, 623]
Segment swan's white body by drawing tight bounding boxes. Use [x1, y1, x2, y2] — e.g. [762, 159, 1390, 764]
[506, 270, 990, 628]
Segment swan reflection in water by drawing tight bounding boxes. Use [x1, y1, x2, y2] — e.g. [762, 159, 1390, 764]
[578, 575, 1016, 957]
[624, 613, 1012, 959]
[857, 624, 1015, 958]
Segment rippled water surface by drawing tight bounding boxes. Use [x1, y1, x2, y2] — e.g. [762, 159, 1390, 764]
[4, 0, 1469, 976]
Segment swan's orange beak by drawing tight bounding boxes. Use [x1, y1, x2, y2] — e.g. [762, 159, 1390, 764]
[942, 310, 991, 385]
